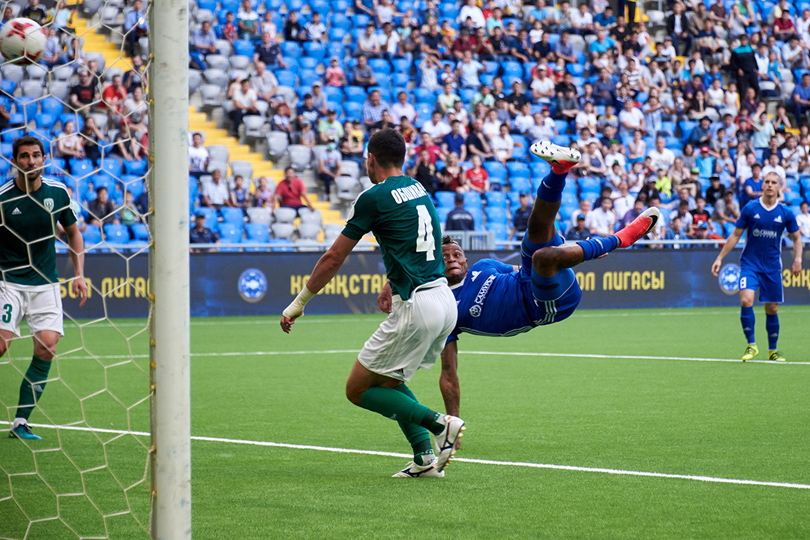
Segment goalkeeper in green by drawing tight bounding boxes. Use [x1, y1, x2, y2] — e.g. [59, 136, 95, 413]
[281, 128, 465, 478]
[1, 136, 87, 441]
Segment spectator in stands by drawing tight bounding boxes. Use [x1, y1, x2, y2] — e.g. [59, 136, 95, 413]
[340, 121, 365, 163]
[390, 92, 416, 127]
[22, 0, 47, 23]
[110, 123, 139, 161]
[586, 197, 616, 237]
[711, 188, 740, 228]
[566, 214, 589, 240]
[69, 69, 99, 115]
[409, 148, 439, 194]
[356, 23, 381, 58]
[254, 32, 286, 68]
[442, 120, 467, 162]
[413, 132, 445, 164]
[466, 119, 494, 160]
[751, 111, 775, 150]
[189, 213, 218, 253]
[296, 93, 321, 131]
[670, 200, 693, 230]
[318, 140, 342, 199]
[325, 57, 347, 87]
[618, 100, 645, 139]
[509, 192, 531, 240]
[1, 7, 11, 27]
[119, 191, 140, 232]
[378, 21, 400, 60]
[445, 193, 475, 231]
[421, 111, 450, 140]
[299, 122, 316, 147]
[254, 177, 274, 208]
[188, 132, 208, 180]
[361, 89, 387, 128]
[260, 11, 277, 39]
[229, 175, 251, 209]
[569, 199, 592, 230]
[664, 216, 689, 248]
[461, 155, 489, 193]
[88, 186, 119, 227]
[41, 27, 65, 69]
[237, 0, 260, 40]
[456, 50, 484, 89]
[318, 109, 344, 143]
[124, 0, 149, 57]
[418, 55, 441, 91]
[619, 198, 645, 230]
[612, 181, 635, 219]
[202, 169, 232, 210]
[123, 55, 147, 92]
[251, 61, 279, 103]
[796, 201, 810, 239]
[793, 73, 810, 124]
[272, 167, 314, 214]
[730, 34, 758, 99]
[705, 176, 725, 206]
[80, 117, 104, 163]
[554, 86, 579, 126]
[190, 20, 218, 69]
[227, 78, 259, 138]
[352, 55, 377, 89]
[220, 11, 237, 44]
[437, 83, 460, 114]
[437, 152, 463, 192]
[101, 75, 128, 123]
[304, 12, 327, 42]
[283, 10, 303, 42]
[56, 120, 83, 159]
[490, 124, 517, 165]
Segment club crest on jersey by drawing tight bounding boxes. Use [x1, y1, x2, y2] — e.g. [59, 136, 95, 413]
[469, 304, 482, 317]
[44, 198, 54, 212]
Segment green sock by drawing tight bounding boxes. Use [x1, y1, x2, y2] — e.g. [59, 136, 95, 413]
[359, 386, 445, 435]
[16, 356, 51, 421]
[391, 384, 434, 463]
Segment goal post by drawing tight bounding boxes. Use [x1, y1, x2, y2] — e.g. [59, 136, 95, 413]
[148, 0, 192, 537]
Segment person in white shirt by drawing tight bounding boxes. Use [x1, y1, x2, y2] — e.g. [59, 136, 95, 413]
[514, 102, 534, 134]
[779, 134, 807, 173]
[390, 91, 416, 126]
[586, 197, 617, 236]
[796, 201, 810, 237]
[604, 141, 627, 171]
[202, 170, 232, 209]
[378, 21, 400, 59]
[304, 12, 327, 41]
[227, 78, 259, 137]
[571, 3, 593, 35]
[570, 198, 592, 229]
[611, 181, 635, 219]
[648, 136, 676, 171]
[489, 123, 516, 164]
[530, 70, 555, 105]
[456, 50, 485, 89]
[421, 111, 451, 139]
[526, 109, 556, 141]
[574, 101, 597, 134]
[618, 99, 645, 138]
[761, 152, 787, 185]
[458, 0, 485, 28]
[482, 109, 501, 140]
[189, 132, 209, 179]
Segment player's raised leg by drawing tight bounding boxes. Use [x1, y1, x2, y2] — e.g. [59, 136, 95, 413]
[527, 140, 581, 245]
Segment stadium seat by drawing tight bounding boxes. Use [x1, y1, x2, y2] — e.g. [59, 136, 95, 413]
[220, 207, 244, 225]
[232, 40, 254, 58]
[274, 207, 298, 224]
[125, 160, 148, 176]
[104, 224, 130, 245]
[269, 223, 293, 240]
[485, 206, 508, 224]
[297, 223, 321, 241]
[435, 191, 456, 208]
[219, 223, 243, 245]
[344, 86, 367, 104]
[463, 191, 482, 209]
[83, 225, 103, 246]
[509, 176, 532, 194]
[485, 191, 507, 208]
[281, 41, 302, 58]
[484, 161, 507, 181]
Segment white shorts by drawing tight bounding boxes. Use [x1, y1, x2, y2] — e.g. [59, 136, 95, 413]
[0, 281, 64, 337]
[358, 278, 458, 382]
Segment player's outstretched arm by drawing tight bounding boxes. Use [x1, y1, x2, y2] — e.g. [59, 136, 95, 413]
[439, 341, 460, 417]
[65, 223, 87, 307]
[712, 227, 744, 277]
[789, 231, 803, 276]
[281, 233, 358, 333]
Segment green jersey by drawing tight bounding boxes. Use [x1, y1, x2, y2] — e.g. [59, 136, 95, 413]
[342, 175, 444, 300]
[0, 178, 77, 286]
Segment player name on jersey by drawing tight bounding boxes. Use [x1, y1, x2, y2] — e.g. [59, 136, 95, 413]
[391, 183, 429, 204]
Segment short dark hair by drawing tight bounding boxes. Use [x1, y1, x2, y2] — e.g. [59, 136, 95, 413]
[368, 128, 406, 168]
[13, 136, 45, 160]
[442, 235, 459, 246]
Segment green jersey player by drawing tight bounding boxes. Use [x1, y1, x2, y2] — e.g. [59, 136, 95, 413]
[1, 136, 87, 441]
[280, 128, 466, 478]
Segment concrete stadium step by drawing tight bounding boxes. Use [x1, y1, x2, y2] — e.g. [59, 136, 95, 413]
[72, 18, 128, 70]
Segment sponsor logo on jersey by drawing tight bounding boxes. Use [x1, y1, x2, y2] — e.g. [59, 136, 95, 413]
[752, 228, 778, 239]
[469, 304, 482, 317]
[718, 263, 741, 295]
[44, 198, 54, 212]
[390, 183, 428, 204]
[238, 268, 268, 303]
[469, 274, 495, 317]
[11, 207, 21, 215]
[774, 215, 782, 223]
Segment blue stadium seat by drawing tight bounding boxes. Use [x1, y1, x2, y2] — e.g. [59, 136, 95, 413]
[300, 70, 320, 88]
[507, 161, 529, 177]
[281, 41, 302, 58]
[484, 161, 507, 181]
[104, 224, 130, 245]
[785, 191, 804, 206]
[485, 206, 508, 224]
[412, 88, 435, 103]
[276, 70, 297, 87]
[125, 159, 148, 177]
[393, 73, 410, 87]
[679, 120, 697, 141]
[100, 157, 123, 178]
[463, 191, 482, 209]
[578, 176, 602, 192]
[332, 12, 351, 31]
[552, 135, 571, 146]
[352, 13, 371, 27]
[83, 225, 102, 246]
[415, 102, 434, 121]
[344, 86, 367, 103]
[245, 223, 270, 242]
[0, 80, 16, 95]
[303, 41, 326, 61]
[220, 207, 244, 224]
[530, 160, 551, 178]
[13, 96, 38, 120]
[511, 135, 528, 160]
[131, 223, 149, 241]
[369, 58, 391, 74]
[197, 207, 219, 231]
[121, 177, 145, 198]
[391, 58, 410, 73]
[486, 221, 509, 241]
[324, 86, 344, 102]
[34, 113, 56, 130]
[310, 0, 329, 14]
[343, 102, 362, 121]
[60, 113, 84, 132]
[71, 159, 95, 179]
[219, 223, 244, 244]
[233, 40, 254, 57]
[509, 176, 531, 194]
[435, 191, 456, 208]
[485, 191, 507, 208]
[189, 182, 199, 210]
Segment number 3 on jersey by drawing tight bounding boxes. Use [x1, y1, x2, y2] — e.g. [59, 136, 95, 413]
[415, 205, 435, 261]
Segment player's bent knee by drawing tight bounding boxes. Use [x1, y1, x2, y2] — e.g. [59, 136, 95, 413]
[532, 247, 559, 276]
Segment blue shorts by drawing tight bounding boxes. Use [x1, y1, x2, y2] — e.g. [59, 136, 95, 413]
[739, 267, 783, 303]
[520, 233, 582, 325]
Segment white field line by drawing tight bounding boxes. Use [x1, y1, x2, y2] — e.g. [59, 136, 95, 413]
[2, 421, 808, 491]
[8, 349, 810, 365]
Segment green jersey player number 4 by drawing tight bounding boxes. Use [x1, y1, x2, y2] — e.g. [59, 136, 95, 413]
[280, 129, 465, 478]
[1, 136, 87, 441]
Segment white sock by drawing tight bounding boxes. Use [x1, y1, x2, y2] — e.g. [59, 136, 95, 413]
[12, 418, 27, 429]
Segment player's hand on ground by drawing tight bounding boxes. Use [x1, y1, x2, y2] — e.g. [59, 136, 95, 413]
[280, 315, 299, 334]
[793, 259, 802, 276]
[377, 281, 392, 314]
[74, 277, 88, 307]
[711, 259, 721, 277]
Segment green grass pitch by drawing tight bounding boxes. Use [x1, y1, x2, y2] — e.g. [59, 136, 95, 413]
[1, 306, 809, 539]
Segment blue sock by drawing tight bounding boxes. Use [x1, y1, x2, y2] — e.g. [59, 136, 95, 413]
[576, 236, 619, 261]
[740, 306, 756, 344]
[536, 171, 568, 203]
[766, 314, 779, 351]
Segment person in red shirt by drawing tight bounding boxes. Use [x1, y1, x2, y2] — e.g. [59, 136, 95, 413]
[101, 74, 128, 120]
[461, 155, 490, 194]
[451, 28, 474, 60]
[271, 166, 315, 214]
[222, 12, 237, 44]
[471, 27, 495, 60]
[773, 10, 795, 39]
[412, 132, 446, 164]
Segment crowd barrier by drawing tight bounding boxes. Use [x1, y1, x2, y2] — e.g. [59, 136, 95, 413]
[56, 250, 810, 320]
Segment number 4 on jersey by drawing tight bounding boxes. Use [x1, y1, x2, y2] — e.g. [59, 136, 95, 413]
[416, 205, 435, 261]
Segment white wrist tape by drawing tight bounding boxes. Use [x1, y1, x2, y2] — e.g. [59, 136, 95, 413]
[282, 287, 315, 318]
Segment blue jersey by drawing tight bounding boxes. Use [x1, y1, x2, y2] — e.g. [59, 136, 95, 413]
[449, 259, 550, 341]
[735, 199, 798, 273]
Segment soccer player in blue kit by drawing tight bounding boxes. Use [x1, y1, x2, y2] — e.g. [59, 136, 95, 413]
[712, 172, 803, 362]
[379, 142, 662, 415]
